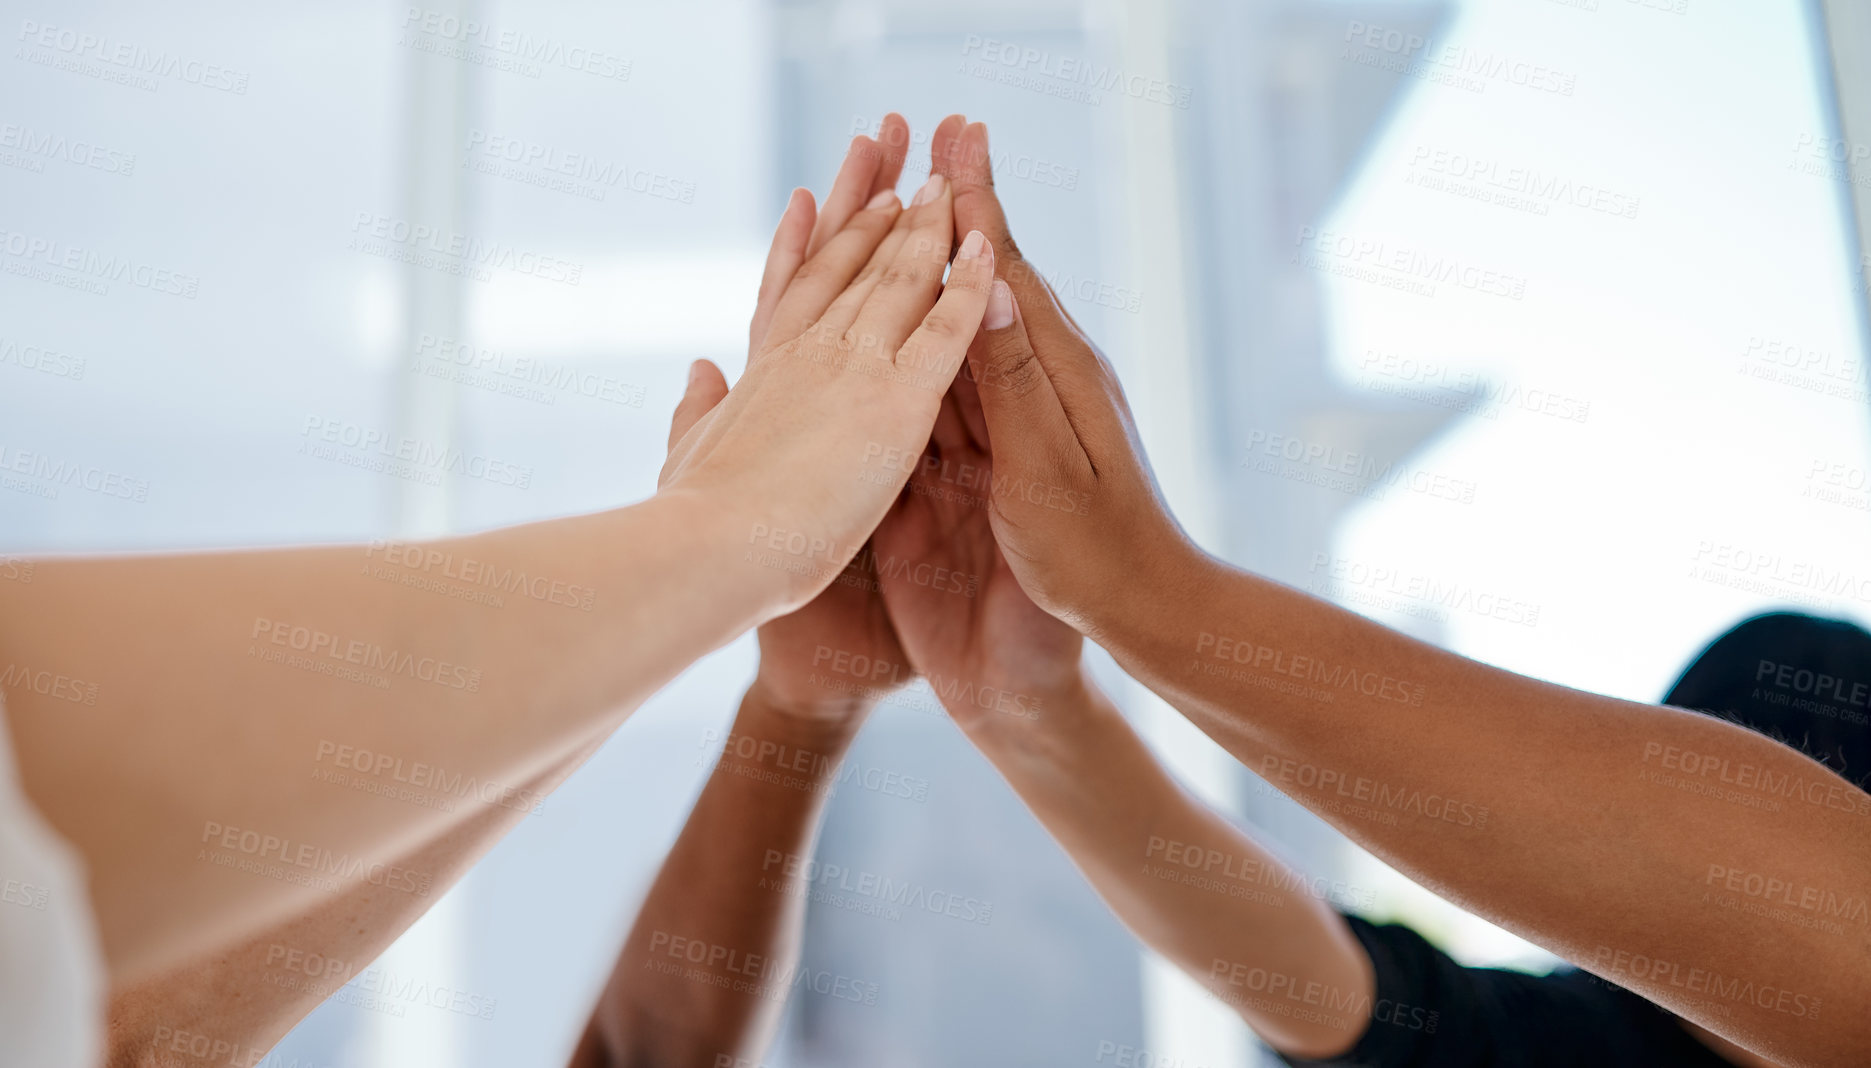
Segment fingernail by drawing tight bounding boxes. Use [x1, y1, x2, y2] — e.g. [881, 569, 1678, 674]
[911, 173, 946, 206]
[984, 280, 1014, 330]
[957, 230, 987, 261]
[866, 189, 896, 209]
[687, 360, 706, 387]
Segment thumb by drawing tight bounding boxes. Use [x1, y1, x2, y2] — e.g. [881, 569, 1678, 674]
[666, 359, 730, 455]
[967, 281, 1080, 477]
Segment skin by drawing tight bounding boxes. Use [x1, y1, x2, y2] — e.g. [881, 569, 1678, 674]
[0, 113, 990, 991]
[99, 121, 936, 1068]
[869, 370, 1375, 1059]
[923, 113, 1867, 1068]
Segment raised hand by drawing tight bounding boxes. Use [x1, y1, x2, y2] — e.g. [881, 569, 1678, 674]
[926, 116, 1194, 634]
[871, 367, 1084, 729]
[664, 119, 921, 719]
[658, 117, 997, 623]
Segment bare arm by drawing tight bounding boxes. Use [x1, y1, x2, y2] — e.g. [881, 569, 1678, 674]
[106, 750, 589, 1068]
[927, 115, 1871, 1068]
[571, 685, 875, 1068]
[957, 673, 1374, 1059]
[871, 371, 1370, 1059]
[0, 118, 992, 986]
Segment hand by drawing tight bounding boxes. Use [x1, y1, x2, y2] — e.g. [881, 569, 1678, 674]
[871, 365, 1086, 731]
[663, 119, 928, 724]
[927, 116, 1194, 635]
[657, 118, 999, 629]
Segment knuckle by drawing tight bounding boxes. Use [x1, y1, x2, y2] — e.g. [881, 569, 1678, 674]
[879, 263, 926, 290]
[982, 339, 1045, 398]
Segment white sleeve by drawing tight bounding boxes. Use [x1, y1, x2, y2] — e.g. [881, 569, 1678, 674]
[0, 695, 104, 1068]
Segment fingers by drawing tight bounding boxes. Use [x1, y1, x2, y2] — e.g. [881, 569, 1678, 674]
[850, 175, 959, 363]
[815, 172, 945, 336]
[807, 132, 892, 259]
[932, 117, 1015, 261]
[761, 194, 902, 347]
[748, 188, 816, 355]
[665, 359, 730, 454]
[873, 113, 910, 196]
[888, 227, 995, 392]
[964, 281, 1079, 474]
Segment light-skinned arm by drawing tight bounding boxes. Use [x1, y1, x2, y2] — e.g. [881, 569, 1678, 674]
[925, 114, 1870, 1068]
[0, 117, 994, 985]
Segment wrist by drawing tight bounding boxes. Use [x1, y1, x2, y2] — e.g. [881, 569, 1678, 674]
[948, 661, 1095, 742]
[649, 486, 795, 626]
[1080, 529, 1209, 651]
[740, 673, 874, 754]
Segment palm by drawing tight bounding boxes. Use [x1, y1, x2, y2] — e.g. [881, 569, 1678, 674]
[873, 379, 1081, 724]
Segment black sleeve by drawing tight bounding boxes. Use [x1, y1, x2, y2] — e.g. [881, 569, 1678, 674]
[1275, 915, 1738, 1068]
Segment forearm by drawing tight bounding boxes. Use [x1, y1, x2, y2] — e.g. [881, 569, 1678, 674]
[108, 751, 587, 1068]
[1094, 544, 1871, 1066]
[0, 489, 780, 980]
[956, 671, 1371, 1059]
[578, 685, 866, 1068]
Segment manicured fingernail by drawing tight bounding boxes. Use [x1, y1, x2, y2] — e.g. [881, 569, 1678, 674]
[911, 173, 946, 206]
[957, 230, 987, 261]
[984, 280, 1014, 330]
[866, 189, 896, 209]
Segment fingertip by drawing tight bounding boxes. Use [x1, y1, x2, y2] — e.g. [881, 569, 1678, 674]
[985, 279, 1015, 330]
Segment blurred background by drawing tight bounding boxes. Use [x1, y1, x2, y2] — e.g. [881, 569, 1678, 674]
[4, 0, 1870, 1064]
